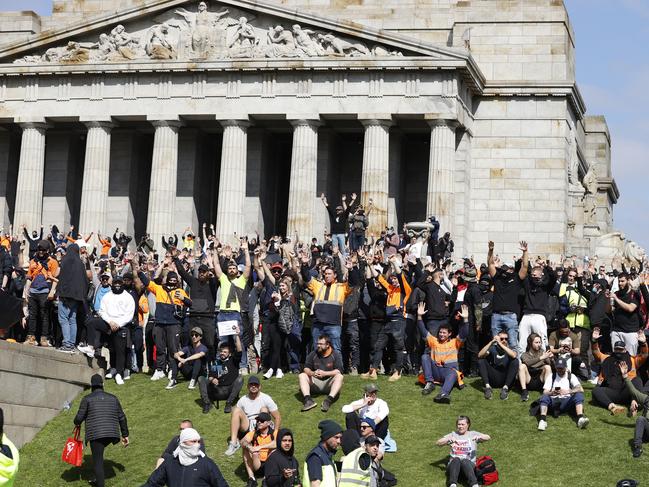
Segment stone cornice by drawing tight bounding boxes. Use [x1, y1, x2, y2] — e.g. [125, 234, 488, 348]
[598, 177, 619, 204]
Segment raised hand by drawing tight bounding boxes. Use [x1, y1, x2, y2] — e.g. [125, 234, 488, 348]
[519, 241, 528, 252]
[488, 241, 494, 251]
[417, 301, 427, 317]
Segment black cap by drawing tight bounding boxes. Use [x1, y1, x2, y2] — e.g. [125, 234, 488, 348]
[248, 376, 260, 386]
[318, 420, 343, 441]
[37, 240, 49, 251]
[613, 341, 627, 350]
[122, 272, 133, 280]
[555, 358, 568, 369]
[364, 435, 381, 445]
[90, 374, 104, 387]
[166, 271, 179, 282]
[112, 275, 124, 283]
[257, 412, 272, 423]
[198, 264, 210, 273]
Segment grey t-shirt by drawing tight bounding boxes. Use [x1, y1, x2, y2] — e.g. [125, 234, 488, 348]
[442, 431, 483, 464]
[236, 392, 278, 430]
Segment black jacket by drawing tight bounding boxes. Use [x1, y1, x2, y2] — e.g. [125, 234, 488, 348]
[417, 277, 448, 321]
[173, 258, 216, 316]
[57, 244, 88, 302]
[264, 446, 300, 486]
[73, 388, 128, 444]
[143, 454, 228, 487]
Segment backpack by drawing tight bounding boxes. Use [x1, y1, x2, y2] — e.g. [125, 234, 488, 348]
[475, 455, 499, 485]
[277, 298, 298, 334]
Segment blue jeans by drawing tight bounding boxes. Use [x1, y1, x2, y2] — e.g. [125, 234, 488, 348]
[331, 234, 346, 254]
[491, 313, 519, 352]
[421, 355, 458, 395]
[312, 323, 342, 354]
[58, 298, 80, 347]
[539, 392, 584, 414]
[217, 310, 247, 369]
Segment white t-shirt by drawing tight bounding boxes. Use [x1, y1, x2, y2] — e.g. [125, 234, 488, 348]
[236, 392, 278, 430]
[341, 398, 389, 423]
[543, 372, 581, 398]
[442, 431, 483, 464]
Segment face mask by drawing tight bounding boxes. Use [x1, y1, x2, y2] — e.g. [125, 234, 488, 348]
[613, 352, 627, 361]
[479, 283, 489, 292]
[101, 281, 110, 288]
[174, 442, 203, 466]
[533, 277, 542, 284]
[32, 232, 38, 238]
[111, 284, 124, 294]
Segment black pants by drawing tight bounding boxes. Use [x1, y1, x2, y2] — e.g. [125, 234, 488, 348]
[267, 321, 287, 371]
[634, 416, 649, 447]
[478, 358, 520, 389]
[130, 325, 144, 371]
[343, 319, 360, 370]
[198, 375, 244, 406]
[404, 316, 420, 373]
[153, 324, 180, 374]
[345, 412, 389, 440]
[447, 457, 477, 486]
[174, 359, 203, 381]
[89, 438, 113, 487]
[592, 381, 640, 408]
[86, 317, 128, 376]
[145, 320, 156, 371]
[27, 293, 52, 339]
[371, 318, 405, 372]
[463, 323, 481, 375]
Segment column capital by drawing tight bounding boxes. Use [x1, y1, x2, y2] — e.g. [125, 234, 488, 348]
[18, 121, 49, 131]
[358, 115, 393, 128]
[218, 119, 251, 129]
[83, 121, 115, 130]
[425, 117, 459, 129]
[288, 118, 322, 128]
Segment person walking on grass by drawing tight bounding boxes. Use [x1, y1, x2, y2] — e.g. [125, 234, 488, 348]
[73, 374, 129, 487]
[436, 416, 490, 487]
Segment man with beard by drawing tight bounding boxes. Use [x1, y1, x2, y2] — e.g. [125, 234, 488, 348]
[592, 328, 648, 415]
[78, 275, 136, 385]
[135, 259, 192, 388]
[23, 240, 59, 347]
[303, 420, 343, 487]
[57, 243, 88, 352]
[199, 342, 244, 414]
[264, 429, 301, 487]
[611, 272, 643, 355]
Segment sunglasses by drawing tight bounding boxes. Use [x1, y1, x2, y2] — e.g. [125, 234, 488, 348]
[360, 425, 371, 429]
[191, 333, 201, 338]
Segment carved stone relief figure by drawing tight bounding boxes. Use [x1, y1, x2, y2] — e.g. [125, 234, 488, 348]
[292, 24, 324, 57]
[317, 33, 369, 56]
[143, 24, 175, 59]
[228, 17, 259, 58]
[174, 2, 229, 58]
[110, 24, 138, 60]
[265, 26, 298, 58]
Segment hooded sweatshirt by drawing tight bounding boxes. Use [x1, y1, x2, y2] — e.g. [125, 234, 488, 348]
[57, 244, 88, 302]
[264, 429, 300, 487]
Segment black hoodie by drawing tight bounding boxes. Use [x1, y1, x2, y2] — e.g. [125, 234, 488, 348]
[57, 244, 88, 302]
[264, 429, 300, 487]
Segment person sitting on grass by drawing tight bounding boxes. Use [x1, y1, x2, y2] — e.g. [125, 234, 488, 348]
[170, 327, 208, 390]
[143, 427, 228, 487]
[299, 335, 345, 412]
[198, 342, 244, 414]
[548, 319, 585, 378]
[225, 376, 281, 457]
[591, 328, 648, 416]
[263, 429, 301, 487]
[241, 412, 277, 487]
[341, 384, 390, 440]
[435, 415, 490, 487]
[418, 302, 469, 404]
[618, 362, 649, 458]
[537, 357, 589, 431]
[518, 333, 553, 402]
[477, 330, 519, 401]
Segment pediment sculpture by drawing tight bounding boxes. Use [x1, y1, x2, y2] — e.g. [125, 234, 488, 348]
[13, 2, 403, 64]
[595, 231, 647, 268]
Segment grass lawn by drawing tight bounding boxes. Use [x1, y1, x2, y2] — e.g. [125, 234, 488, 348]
[17, 372, 648, 486]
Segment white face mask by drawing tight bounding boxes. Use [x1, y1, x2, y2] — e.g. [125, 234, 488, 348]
[173, 441, 204, 466]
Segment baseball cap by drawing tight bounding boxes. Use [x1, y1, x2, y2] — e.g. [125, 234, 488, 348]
[257, 412, 272, 423]
[190, 327, 203, 336]
[270, 262, 283, 271]
[555, 357, 568, 369]
[248, 376, 260, 386]
[364, 434, 381, 445]
[198, 264, 209, 273]
[363, 383, 379, 394]
[613, 341, 627, 350]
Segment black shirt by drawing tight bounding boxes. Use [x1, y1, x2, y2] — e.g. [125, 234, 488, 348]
[613, 288, 641, 333]
[492, 270, 523, 314]
[304, 349, 344, 373]
[522, 269, 556, 315]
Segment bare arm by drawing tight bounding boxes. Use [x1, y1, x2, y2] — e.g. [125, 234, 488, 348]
[518, 241, 529, 280]
[487, 241, 496, 278]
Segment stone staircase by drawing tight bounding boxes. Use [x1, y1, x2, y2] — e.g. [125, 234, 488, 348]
[0, 340, 104, 448]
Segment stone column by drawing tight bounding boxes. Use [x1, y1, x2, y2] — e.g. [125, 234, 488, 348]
[287, 118, 321, 240]
[13, 122, 48, 230]
[427, 119, 457, 235]
[147, 120, 181, 249]
[215, 119, 250, 242]
[360, 118, 392, 235]
[79, 121, 113, 234]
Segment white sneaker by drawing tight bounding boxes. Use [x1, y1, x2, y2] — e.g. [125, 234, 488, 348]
[165, 379, 177, 390]
[589, 377, 599, 385]
[577, 417, 589, 429]
[538, 419, 547, 431]
[105, 368, 116, 379]
[115, 374, 124, 386]
[224, 441, 240, 456]
[168, 369, 173, 380]
[275, 369, 284, 379]
[123, 370, 131, 380]
[76, 345, 95, 358]
[151, 370, 165, 381]
[263, 368, 274, 380]
[188, 379, 196, 390]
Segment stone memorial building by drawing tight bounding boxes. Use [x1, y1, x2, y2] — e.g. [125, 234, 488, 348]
[0, 0, 622, 260]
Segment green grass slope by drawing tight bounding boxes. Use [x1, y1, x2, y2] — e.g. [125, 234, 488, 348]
[16, 374, 648, 486]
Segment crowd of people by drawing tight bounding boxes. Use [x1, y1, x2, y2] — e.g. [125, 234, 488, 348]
[1, 192, 649, 486]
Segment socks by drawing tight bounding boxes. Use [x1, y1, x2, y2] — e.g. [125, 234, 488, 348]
[326, 395, 335, 403]
[540, 415, 547, 421]
[304, 395, 312, 402]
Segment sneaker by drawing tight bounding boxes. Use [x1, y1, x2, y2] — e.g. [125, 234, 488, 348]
[224, 441, 240, 456]
[246, 478, 258, 487]
[388, 370, 401, 382]
[499, 387, 509, 401]
[301, 398, 317, 412]
[39, 337, 53, 347]
[105, 368, 116, 379]
[349, 367, 359, 376]
[589, 377, 599, 385]
[224, 403, 232, 414]
[433, 393, 451, 404]
[632, 445, 643, 458]
[123, 369, 131, 380]
[76, 344, 95, 358]
[150, 370, 165, 381]
[167, 369, 173, 380]
[188, 379, 196, 390]
[538, 419, 547, 431]
[240, 367, 249, 376]
[321, 398, 332, 412]
[114, 374, 124, 386]
[449, 484, 457, 487]
[202, 403, 212, 414]
[577, 417, 589, 429]
[360, 368, 377, 380]
[263, 368, 274, 380]
[521, 390, 530, 402]
[275, 369, 284, 379]
[421, 382, 435, 395]
[25, 335, 37, 346]
[165, 379, 177, 390]
[484, 387, 493, 400]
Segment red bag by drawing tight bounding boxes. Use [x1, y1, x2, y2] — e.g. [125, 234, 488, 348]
[475, 455, 499, 485]
[62, 426, 84, 467]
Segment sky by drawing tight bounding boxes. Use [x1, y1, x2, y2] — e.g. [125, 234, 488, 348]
[5, 0, 649, 250]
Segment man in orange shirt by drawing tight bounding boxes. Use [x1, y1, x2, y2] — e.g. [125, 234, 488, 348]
[417, 302, 469, 404]
[241, 411, 277, 487]
[23, 240, 59, 347]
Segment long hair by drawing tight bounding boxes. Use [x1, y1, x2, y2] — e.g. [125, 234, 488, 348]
[526, 333, 541, 353]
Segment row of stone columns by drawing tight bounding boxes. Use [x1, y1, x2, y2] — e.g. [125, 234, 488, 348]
[10, 116, 458, 245]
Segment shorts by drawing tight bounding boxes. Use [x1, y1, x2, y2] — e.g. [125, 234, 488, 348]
[310, 377, 334, 394]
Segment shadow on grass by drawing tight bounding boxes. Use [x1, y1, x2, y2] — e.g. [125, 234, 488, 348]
[61, 455, 125, 482]
[430, 456, 448, 472]
[234, 462, 251, 482]
[600, 417, 635, 428]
